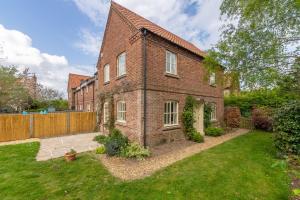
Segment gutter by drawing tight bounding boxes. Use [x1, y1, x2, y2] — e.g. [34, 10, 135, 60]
[142, 28, 147, 147]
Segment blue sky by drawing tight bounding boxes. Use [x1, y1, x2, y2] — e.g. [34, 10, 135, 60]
[0, 0, 223, 95]
[0, 0, 98, 65]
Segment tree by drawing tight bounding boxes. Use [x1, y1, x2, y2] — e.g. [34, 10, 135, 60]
[0, 66, 30, 112]
[36, 84, 64, 101]
[210, 0, 300, 89]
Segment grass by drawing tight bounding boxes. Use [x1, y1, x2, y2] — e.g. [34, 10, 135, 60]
[0, 131, 290, 200]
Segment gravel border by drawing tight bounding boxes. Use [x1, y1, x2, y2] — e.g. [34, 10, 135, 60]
[98, 128, 250, 180]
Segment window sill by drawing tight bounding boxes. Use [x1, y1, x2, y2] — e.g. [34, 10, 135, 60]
[104, 81, 110, 85]
[116, 74, 127, 80]
[209, 84, 217, 87]
[164, 73, 179, 79]
[115, 121, 127, 126]
[162, 125, 181, 131]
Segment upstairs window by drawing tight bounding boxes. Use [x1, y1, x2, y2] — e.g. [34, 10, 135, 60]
[209, 72, 216, 86]
[166, 51, 177, 75]
[164, 101, 178, 126]
[117, 52, 126, 77]
[104, 64, 110, 83]
[117, 101, 126, 122]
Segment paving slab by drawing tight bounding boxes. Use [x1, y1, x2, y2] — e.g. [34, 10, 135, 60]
[36, 132, 101, 161]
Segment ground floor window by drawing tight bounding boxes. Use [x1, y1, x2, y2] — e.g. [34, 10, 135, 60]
[210, 103, 217, 121]
[117, 101, 126, 122]
[164, 101, 178, 126]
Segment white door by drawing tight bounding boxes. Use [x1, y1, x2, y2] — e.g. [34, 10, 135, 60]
[194, 103, 204, 135]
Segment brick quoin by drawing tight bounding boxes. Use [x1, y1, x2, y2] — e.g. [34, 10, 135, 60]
[97, 2, 224, 146]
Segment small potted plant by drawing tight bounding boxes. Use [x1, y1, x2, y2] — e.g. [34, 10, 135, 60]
[64, 149, 77, 162]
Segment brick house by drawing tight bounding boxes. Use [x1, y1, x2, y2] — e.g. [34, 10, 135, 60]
[67, 73, 98, 112]
[97, 2, 224, 146]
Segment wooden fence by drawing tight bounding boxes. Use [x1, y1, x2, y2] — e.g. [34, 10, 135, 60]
[0, 112, 97, 142]
[240, 117, 254, 130]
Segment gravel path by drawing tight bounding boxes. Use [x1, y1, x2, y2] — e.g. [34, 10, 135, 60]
[99, 128, 249, 180]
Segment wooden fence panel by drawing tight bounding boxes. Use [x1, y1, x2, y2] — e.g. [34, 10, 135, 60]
[0, 115, 30, 142]
[0, 112, 97, 142]
[70, 112, 96, 134]
[33, 113, 68, 138]
[240, 117, 254, 129]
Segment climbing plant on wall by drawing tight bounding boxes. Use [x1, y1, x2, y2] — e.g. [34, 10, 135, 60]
[182, 96, 204, 143]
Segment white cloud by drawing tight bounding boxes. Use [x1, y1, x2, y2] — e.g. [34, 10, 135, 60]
[75, 29, 102, 56]
[72, 0, 223, 51]
[0, 24, 94, 97]
[72, 0, 110, 26]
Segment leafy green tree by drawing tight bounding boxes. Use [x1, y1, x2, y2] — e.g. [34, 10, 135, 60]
[0, 66, 30, 112]
[210, 0, 300, 89]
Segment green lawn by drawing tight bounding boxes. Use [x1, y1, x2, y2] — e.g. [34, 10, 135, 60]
[0, 131, 290, 200]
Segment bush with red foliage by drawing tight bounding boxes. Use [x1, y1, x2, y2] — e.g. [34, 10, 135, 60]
[252, 107, 273, 131]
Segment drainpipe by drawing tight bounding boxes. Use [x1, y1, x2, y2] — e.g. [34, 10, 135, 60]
[142, 29, 147, 147]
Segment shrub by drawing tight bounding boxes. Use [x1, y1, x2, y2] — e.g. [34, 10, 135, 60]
[273, 101, 300, 155]
[93, 135, 108, 144]
[182, 110, 194, 133]
[121, 143, 150, 160]
[252, 107, 273, 131]
[95, 146, 106, 154]
[189, 129, 204, 143]
[224, 89, 297, 117]
[205, 127, 224, 136]
[104, 129, 129, 156]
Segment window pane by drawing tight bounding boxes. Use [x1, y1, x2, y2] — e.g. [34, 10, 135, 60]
[118, 53, 126, 76]
[166, 51, 177, 74]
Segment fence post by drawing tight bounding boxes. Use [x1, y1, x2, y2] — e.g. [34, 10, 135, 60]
[66, 112, 70, 134]
[29, 114, 34, 138]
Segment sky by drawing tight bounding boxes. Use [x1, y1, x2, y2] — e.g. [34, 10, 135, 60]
[0, 0, 223, 97]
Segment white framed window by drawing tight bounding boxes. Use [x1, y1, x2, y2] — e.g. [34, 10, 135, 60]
[166, 51, 177, 75]
[164, 101, 178, 126]
[104, 64, 110, 83]
[117, 101, 126, 122]
[209, 72, 216, 86]
[79, 105, 82, 111]
[87, 104, 91, 112]
[117, 52, 126, 77]
[210, 103, 217, 121]
[103, 102, 109, 124]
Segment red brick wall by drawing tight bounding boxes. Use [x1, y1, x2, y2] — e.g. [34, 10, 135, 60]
[144, 34, 224, 146]
[96, 7, 144, 143]
[74, 82, 97, 112]
[97, 8, 143, 93]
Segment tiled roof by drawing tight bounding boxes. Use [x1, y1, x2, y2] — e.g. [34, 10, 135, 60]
[111, 1, 206, 58]
[68, 73, 91, 90]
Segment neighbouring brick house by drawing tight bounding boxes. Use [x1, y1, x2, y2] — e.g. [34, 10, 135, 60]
[97, 2, 224, 146]
[67, 73, 98, 112]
